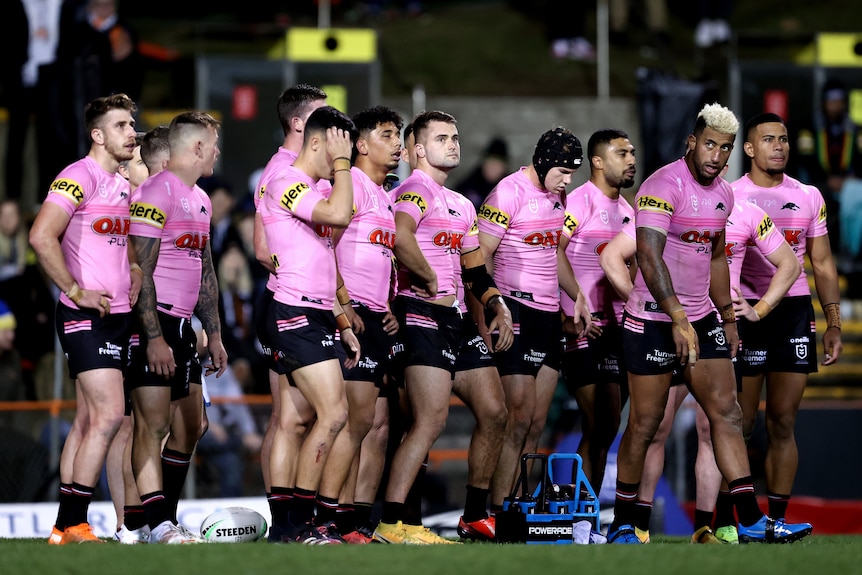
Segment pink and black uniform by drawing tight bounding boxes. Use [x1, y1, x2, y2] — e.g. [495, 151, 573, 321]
[560, 181, 634, 388]
[391, 168, 464, 375]
[262, 165, 340, 373]
[623, 158, 734, 374]
[253, 147, 297, 375]
[446, 189, 494, 372]
[127, 170, 212, 397]
[46, 157, 133, 377]
[732, 174, 827, 374]
[478, 167, 566, 376]
[334, 166, 398, 385]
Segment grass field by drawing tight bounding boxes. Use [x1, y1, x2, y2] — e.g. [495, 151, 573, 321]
[5, 536, 862, 575]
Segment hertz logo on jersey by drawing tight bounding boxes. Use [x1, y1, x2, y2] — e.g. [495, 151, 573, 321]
[637, 195, 674, 215]
[49, 178, 85, 205]
[280, 182, 310, 212]
[756, 214, 775, 240]
[563, 213, 579, 235]
[130, 202, 167, 228]
[478, 204, 510, 228]
[395, 191, 427, 214]
[468, 218, 479, 236]
[818, 203, 827, 224]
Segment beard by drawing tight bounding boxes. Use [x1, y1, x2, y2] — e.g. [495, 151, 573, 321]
[765, 167, 785, 176]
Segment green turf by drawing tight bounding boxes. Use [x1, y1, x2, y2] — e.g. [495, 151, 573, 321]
[4, 536, 862, 575]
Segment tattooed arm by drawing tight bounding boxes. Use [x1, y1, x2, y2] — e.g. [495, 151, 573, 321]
[130, 234, 176, 378]
[195, 240, 227, 377]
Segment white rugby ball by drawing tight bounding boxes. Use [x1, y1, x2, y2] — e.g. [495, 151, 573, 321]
[200, 507, 268, 543]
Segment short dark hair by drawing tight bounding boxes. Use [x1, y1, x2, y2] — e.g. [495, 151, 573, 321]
[304, 106, 359, 143]
[411, 110, 456, 145]
[744, 113, 785, 142]
[587, 129, 630, 160]
[277, 84, 327, 135]
[352, 106, 404, 137]
[403, 122, 414, 143]
[84, 93, 137, 135]
[168, 111, 221, 149]
[140, 126, 170, 172]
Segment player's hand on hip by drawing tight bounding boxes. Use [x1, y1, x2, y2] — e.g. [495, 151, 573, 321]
[78, 288, 113, 317]
[382, 311, 399, 335]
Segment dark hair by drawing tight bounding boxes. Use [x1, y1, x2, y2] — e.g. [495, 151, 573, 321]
[84, 93, 137, 135]
[744, 113, 785, 142]
[277, 84, 328, 135]
[587, 129, 630, 160]
[140, 126, 170, 172]
[168, 111, 221, 148]
[411, 110, 457, 145]
[304, 106, 359, 143]
[352, 106, 404, 137]
[403, 122, 414, 142]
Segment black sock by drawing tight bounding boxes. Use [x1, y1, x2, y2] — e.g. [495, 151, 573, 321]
[123, 505, 147, 531]
[489, 503, 504, 516]
[610, 480, 640, 531]
[354, 502, 373, 529]
[335, 504, 355, 533]
[729, 477, 762, 527]
[67, 483, 94, 527]
[767, 491, 790, 520]
[269, 487, 294, 529]
[54, 483, 73, 531]
[463, 485, 490, 523]
[314, 494, 339, 525]
[403, 457, 428, 526]
[714, 490, 736, 528]
[381, 501, 405, 525]
[694, 509, 714, 531]
[290, 487, 316, 528]
[140, 491, 172, 529]
[633, 499, 653, 531]
[161, 448, 192, 523]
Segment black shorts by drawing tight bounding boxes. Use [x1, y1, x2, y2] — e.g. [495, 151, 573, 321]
[737, 296, 817, 375]
[255, 288, 289, 376]
[391, 296, 462, 377]
[337, 304, 396, 387]
[491, 297, 563, 377]
[454, 315, 496, 372]
[267, 302, 338, 374]
[55, 302, 131, 379]
[561, 319, 625, 392]
[126, 313, 199, 401]
[622, 312, 732, 376]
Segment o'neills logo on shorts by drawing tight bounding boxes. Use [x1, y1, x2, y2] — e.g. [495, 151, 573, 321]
[130, 202, 167, 228]
[50, 178, 85, 205]
[637, 195, 674, 215]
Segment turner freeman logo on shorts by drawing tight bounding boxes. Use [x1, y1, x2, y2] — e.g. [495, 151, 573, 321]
[395, 191, 427, 214]
[637, 195, 674, 215]
[279, 181, 310, 212]
[49, 178, 85, 205]
[646, 349, 675, 364]
[478, 204, 510, 228]
[98, 341, 122, 361]
[130, 202, 167, 229]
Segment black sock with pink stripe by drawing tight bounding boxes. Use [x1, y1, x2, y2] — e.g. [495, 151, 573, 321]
[161, 448, 192, 523]
[729, 477, 762, 527]
[610, 480, 640, 532]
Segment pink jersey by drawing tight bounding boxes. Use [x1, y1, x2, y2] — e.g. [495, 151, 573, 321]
[129, 170, 212, 319]
[262, 165, 335, 309]
[445, 190, 481, 313]
[561, 181, 635, 325]
[255, 148, 298, 293]
[626, 158, 733, 322]
[732, 174, 827, 299]
[335, 167, 397, 312]
[724, 200, 785, 291]
[393, 169, 460, 302]
[44, 157, 133, 313]
[478, 168, 566, 312]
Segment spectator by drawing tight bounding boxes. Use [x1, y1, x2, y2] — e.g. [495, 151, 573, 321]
[0, 199, 29, 283]
[694, 1, 733, 49]
[217, 245, 257, 379]
[202, 178, 242, 271]
[0, 300, 24, 403]
[454, 137, 509, 211]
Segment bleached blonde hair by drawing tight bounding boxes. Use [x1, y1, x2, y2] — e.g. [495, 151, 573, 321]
[695, 103, 739, 136]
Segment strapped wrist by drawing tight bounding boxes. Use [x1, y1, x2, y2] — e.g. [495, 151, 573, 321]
[66, 282, 84, 304]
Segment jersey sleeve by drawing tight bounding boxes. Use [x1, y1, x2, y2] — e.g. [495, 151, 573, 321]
[634, 173, 677, 232]
[393, 184, 431, 226]
[477, 186, 515, 239]
[43, 165, 94, 217]
[807, 184, 829, 239]
[129, 181, 170, 238]
[268, 176, 324, 223]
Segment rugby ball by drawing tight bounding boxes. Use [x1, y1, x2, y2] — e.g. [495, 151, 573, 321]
[200, 507, 268, 543]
